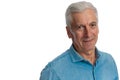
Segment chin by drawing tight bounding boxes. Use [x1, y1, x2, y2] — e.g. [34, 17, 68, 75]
[83, 46, 95, 51]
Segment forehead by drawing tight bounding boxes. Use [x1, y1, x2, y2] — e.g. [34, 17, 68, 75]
[71, 9, 97, 25]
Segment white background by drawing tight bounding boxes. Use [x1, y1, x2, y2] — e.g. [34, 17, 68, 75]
[0, 0, 120, 80]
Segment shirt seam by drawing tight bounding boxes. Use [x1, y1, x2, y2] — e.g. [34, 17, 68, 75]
[50, 64, 61, 80]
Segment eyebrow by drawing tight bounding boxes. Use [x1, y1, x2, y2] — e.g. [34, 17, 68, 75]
[90, 21, 97, 24]
[76, 21, 97, 26]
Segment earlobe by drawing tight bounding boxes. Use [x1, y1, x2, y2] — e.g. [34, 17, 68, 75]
[66, 26, 72, 38]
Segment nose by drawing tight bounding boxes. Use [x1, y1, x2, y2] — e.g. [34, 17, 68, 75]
[84, 26, 91, 37]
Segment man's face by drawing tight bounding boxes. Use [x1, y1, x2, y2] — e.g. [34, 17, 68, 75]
[66, 9, 99, 52]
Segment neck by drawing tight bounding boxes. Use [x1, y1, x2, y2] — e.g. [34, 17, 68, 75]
[73, 44, 97, 65]
[80, 50, 96, 65]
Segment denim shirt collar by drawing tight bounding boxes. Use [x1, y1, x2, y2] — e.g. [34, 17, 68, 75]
[69, 45, 101, 62]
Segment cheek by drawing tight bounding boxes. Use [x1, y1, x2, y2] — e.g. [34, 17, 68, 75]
[93, 28, 99, 36]
[72, 32, 83, 41]
[96, 27, 99, 33]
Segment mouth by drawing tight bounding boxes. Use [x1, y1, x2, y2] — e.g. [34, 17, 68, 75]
[83, 38, 93, 42]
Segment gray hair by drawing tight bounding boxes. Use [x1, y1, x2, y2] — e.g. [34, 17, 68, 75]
[65, 1, 98, 27]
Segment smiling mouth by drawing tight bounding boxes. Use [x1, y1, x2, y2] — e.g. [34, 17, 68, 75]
[83, 38, 93, 42]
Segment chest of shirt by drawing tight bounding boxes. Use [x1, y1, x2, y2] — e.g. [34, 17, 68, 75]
[54, 61, 116, 80]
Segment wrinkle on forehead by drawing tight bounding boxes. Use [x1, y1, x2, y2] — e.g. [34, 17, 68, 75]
[71, 9, 97, 26]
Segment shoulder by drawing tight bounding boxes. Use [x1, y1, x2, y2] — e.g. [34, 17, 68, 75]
[99, 50, 113, 58]
[98, 50, 115, 63]
[40, 49, 71, 80]
[43, 49, 71, 70]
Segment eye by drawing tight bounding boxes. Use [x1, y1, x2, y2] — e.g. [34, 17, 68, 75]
[76, 25, 85, 31]
[90, 22, 97, 29]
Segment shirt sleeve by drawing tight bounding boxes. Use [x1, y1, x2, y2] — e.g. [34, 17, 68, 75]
[113, 60, 119, 80]
[40, 65, 60, 80]
[110, 55, 119, 80]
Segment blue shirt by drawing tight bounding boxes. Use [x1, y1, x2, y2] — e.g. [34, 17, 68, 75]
[40, 45, 119, 80]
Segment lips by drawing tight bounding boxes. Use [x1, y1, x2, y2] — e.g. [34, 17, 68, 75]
[83, 38, 93, 42]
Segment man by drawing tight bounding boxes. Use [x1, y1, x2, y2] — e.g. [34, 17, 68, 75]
[40, 1, 119, 80]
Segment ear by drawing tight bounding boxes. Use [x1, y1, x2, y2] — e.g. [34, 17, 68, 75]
[66, 26, 72, 38]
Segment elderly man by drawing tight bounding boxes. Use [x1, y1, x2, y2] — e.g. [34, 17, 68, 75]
[40, 1, 119, 80]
